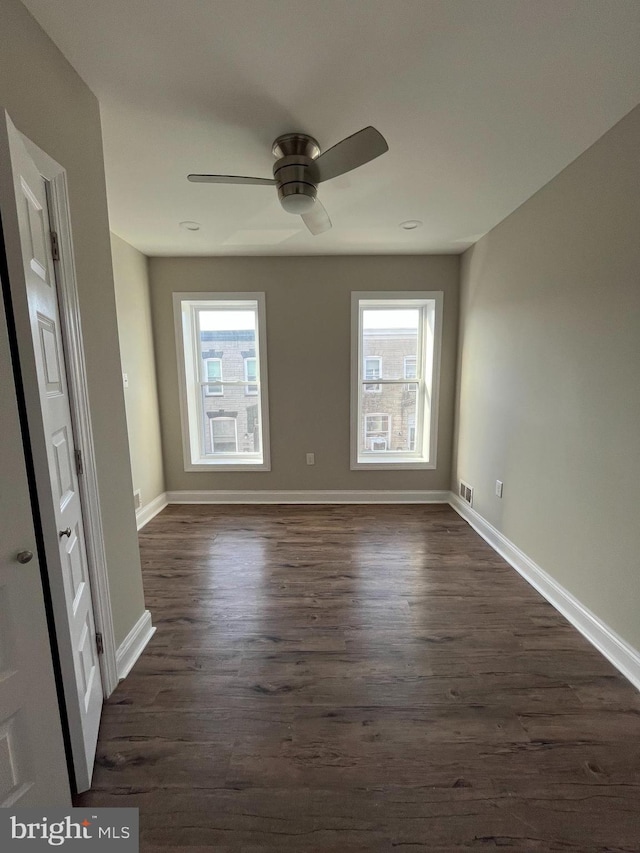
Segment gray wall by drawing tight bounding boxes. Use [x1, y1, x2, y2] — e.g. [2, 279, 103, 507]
[0, 0, 145, 647]
[453, 104, 640, 651]
[149, 255, 459, 492]
[111, 233, 165, 512]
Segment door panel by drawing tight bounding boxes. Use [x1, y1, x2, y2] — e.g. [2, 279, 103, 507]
[63, 528, 87, 612]
[39, 314, 63, 391]
[21, 176, 50, 285]
[0, 288, 70, 806]
[1, 112, 102, 792]
[52, 426, 75, 509]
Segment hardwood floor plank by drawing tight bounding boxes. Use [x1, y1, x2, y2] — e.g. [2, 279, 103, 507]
[76, 505, 640, 850]
[78, 786, 640, 851]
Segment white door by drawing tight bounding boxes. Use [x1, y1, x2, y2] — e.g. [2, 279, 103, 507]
[0, 114, 102, 792]
[0, 290, 71, 807]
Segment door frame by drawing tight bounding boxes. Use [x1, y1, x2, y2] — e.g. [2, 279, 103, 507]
[2, 115, 118, 699]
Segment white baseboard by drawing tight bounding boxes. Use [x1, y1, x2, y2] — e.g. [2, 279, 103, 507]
[448, 493, 640, 692]
[166, 489, 450, 504]
[116, 610, 155, 681]
[136, 492, 168, 530]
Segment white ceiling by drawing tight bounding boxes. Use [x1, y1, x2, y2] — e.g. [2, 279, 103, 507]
[21, 0, 640, 256]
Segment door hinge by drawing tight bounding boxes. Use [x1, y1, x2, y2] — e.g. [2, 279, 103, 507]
[74, 448, 83, 477]
[50, 230, 60, 261]
[95, 632, 104, 655]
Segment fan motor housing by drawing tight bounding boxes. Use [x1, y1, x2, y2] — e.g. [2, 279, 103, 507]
[272, 133, 320, 160]
[274, 156, 318, 213]
[272, 134, 320, 214]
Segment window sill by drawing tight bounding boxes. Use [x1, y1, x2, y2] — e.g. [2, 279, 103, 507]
[351, 458, 436, 471]
[186, 459, 270, 472]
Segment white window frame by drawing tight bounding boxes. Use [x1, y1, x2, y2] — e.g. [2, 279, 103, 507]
[350, 291, 443, 470]
[363, 356, 382, 393]
[173, 292, 271, 471]
[203, 357, 223, 396]
[244, 356, 258, 396]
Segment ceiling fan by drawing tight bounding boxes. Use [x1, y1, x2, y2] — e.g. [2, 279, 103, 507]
[187, 126, 388, 235]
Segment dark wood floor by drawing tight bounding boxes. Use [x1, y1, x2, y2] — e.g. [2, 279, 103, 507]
[77, 504, 640, 851]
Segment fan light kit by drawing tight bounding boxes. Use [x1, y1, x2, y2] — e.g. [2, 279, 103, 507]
[188, 126, 389, 236]
[400, 220, 422, 230]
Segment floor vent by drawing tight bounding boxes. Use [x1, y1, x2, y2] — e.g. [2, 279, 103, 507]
[133, 489, 142, 511]
[459, 481, 474, 506]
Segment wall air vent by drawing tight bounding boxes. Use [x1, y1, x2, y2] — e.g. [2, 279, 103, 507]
[459, 480, 474, 506]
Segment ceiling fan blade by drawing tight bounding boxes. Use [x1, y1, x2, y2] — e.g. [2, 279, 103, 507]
[301, 199, 332, 235]
[187, 174, 276, 186]
[314, 126, 388, 183]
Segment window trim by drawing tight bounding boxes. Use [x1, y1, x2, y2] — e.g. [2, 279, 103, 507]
[173, 292, 271, 471]
[350, 291, 443, 470]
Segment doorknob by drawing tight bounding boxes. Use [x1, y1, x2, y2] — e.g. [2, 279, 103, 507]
[59, 527, 72, 539]
[16, 550, 34, 564]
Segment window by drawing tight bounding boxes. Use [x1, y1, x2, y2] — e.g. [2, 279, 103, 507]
[351, 291, 443, 469]
[404, 356, 417, 391]
[364, 356, 382, 392]
[244, 356, 258, 395]
[174, 293, 270, 470]
[210, 416, 238, 452]
[204, 357, 223, 395]
[365, 413, 390, 450]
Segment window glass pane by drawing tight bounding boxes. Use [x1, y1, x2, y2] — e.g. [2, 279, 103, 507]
[362, 308, 419, 380]
[354, 294, 439, 467]
[246, 404, 261, 453]
[360, 385, 417, 455]
[178, 295, 269, 468]
[200, 309, 256, 334]
[210, 417, 237, 453]
[408, 415, 416, 451]
[213, 419, 235, 438]
[198, 308, 262, 456]
[201, 393, 262, 456]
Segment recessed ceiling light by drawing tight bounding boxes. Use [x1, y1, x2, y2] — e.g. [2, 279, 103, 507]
[400, 220, 422, 230]
[179, 220, 201, 231]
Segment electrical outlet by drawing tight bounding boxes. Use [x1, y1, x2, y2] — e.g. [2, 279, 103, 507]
[496, 480, 503, 498]
[306, 453, 315, 465]
[123, 372, 129, 389]
[133, 489, 142, 510]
